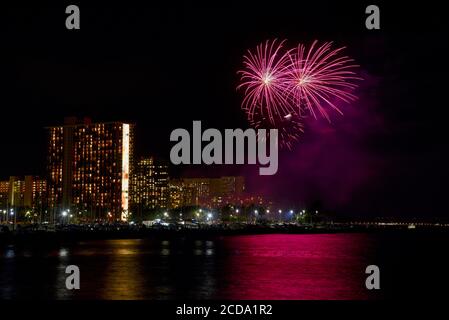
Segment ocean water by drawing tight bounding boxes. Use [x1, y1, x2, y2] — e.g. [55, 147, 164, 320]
[0, 232, 447, 300]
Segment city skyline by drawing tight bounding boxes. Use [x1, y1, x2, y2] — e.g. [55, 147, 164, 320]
[1, 2, 448, 218]
[1, 2, 449, 305]
[0, 117, 253, 223]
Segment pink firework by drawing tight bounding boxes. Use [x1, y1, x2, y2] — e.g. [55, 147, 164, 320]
[286, 41, 362, 121]
[237, 39, 293, 124]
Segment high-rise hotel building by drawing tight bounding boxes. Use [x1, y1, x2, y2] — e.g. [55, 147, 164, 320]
[131, 157, 169, 210]
[47, 117, 134, 221]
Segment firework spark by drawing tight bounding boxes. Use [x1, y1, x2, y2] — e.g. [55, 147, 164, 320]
[249, 109, 305, 150]
[286, 41, 361, 121]
[237, 39, 293, 124]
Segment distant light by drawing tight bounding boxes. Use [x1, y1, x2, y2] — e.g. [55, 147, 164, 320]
[163, 212, 169, 217]
[199, 209, 203, 213]
[235, 209, 239, 213]
[207, 213, 212, 219]
[70, 214, 73, 218]
[59, 249, 68, 257]
[254, 210, 258, 214]
[289, 210, 294, 214]
[278, 209, 282, 214]
[266, 209, 270, 214]
[62, 211, 68, 217]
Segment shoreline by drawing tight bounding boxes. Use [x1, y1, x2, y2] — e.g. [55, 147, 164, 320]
[1, 224, 448, 245]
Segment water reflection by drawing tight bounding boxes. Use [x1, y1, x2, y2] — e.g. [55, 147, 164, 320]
[218, 234, 374, 300]
[101, 245, 145, 300]
[59, 248, 69, 257]
[5, 248, 15, 259]
[0, 234, 384, 299]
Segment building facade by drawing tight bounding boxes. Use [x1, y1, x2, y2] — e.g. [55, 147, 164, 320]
[0, 176, 47, 221]
[168, 179, 184, 209]
[24, 176, 48, 213]
[168, 176, 245, 208]
[131, 156, 169, 210]
[1, 176, 25, 208]
[0, 180, 9, 209]
[47, 118, 134, 221]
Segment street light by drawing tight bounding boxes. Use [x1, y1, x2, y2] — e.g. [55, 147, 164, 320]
[9, 209, 16, 231]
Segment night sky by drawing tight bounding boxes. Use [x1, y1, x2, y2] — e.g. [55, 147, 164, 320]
[1, 1, 448, 218]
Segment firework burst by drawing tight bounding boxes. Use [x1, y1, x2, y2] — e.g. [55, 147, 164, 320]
[286, 41, 362, 121]
[238, 39, 361, 148]
[237, 39, 293, 124]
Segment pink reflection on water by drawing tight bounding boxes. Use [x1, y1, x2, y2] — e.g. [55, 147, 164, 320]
[220, 233, 379, 300]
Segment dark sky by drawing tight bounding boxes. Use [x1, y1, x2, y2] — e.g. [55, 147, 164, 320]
[1, 1, 448, 218]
